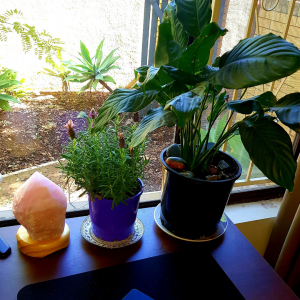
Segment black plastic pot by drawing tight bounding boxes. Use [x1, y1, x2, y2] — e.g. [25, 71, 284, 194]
[160, 148, 242, 239]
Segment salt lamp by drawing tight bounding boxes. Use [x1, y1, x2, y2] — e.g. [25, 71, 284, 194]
[12, 172, 70, 257]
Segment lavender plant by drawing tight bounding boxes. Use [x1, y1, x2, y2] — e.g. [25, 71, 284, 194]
[58, 111, 149, 208]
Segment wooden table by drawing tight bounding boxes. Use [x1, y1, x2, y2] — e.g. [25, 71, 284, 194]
[0, 207, 298, 300]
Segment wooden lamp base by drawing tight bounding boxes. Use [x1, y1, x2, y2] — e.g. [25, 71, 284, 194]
[16, 223, 70, 258]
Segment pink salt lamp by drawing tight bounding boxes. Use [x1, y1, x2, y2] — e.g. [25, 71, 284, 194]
[13, 172, 67, 241]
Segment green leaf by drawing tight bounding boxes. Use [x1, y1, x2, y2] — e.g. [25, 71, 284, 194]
[65, 75, 87, 81]
[0, 69, 14, 80]
[0, 79, 21, 89]
[43, 68, 57, 75]
[209, 33, 300, 89]
[162, 65, 205, 85]
[251, 91, 277, 107]
[214, 112, 229, 141]
[72, 64, 91, 71]
[208, 91, 227, 122]
[227, 98, 264, 119]
[135, 66, 150, 80]
[99, 48, 118, 70]
[154, 20, 182, 68]
[102, 75, 116, 84]
[239, 117, 296, 192]
[190, 81, 209, 95]
[77, 111, 89, 119]
[160, 81, 189, 103]
[199, 65, 219, 82]
[95, 40, 104, 66]
[100, 65, 120, 74]
[78, 79, 93, 93]
[0, 93, 21, 103]
[80, 41, 92, 65]
[95, 74, 103, 80]
[93, 89, 159, 132]
[212, 56, 221, 67]
[61, 60, 73, 65]
[165, 91, 202, 127]
[92, 79, 99, 90]
[78, 53, 93, 68]
[163, 0, 188, 50]
[57, 49, 62, 60]
[178, 22, 227, 74]
[141, 66, 174, 92]
[0, 99, 12, 111]
[141, 67, 163, 91]
[175, 0, 212, 37]
[130, 106, 177, 147]
[67, 66, 92, 74]
[271, 92, 300, 132]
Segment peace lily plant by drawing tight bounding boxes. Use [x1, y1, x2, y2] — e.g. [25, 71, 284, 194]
[93, 0, 300, 193]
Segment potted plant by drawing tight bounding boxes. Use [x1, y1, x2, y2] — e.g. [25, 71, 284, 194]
[58, 111, 149, 242]
[92, 0, 300, 238]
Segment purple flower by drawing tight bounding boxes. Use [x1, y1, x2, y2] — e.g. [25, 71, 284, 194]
[133, 111, 140, 122]
[89, 108, 97, 119]
[118, 132, 126, 148]
[64, 120, 76, 140]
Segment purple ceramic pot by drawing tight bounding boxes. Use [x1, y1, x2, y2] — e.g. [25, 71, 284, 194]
[88, 179, 144, 242]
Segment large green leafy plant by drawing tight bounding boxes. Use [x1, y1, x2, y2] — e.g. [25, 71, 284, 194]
[64, 40, 120, 93]
[93, 0, 300, 192]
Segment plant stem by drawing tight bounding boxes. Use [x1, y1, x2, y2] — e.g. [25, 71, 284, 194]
[240, 88, 248, 100]
[194, 122, 239, 170]
[99, 80, 113, 92]
[203, 87, 215, 151]
[217, 110, 234, 143]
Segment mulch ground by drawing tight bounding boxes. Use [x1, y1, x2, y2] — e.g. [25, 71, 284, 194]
[0, 91, 174, 193]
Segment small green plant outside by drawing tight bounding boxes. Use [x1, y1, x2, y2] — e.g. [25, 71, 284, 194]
[0, 69, 22, 111]
[58, 112, 149, 208]
[64, 40, 120, 93]
[0, 9, 64, 62]
[39, 51, 71, 92]
[0, 67, 31, 100]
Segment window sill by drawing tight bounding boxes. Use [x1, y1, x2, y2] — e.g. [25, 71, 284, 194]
[225, 198, 281, 224]
[1, 192, 281, 224]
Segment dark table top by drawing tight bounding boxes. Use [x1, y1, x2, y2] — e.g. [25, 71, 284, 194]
[0, 207, 298, 300]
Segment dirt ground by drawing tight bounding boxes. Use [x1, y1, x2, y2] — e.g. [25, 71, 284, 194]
[0, 91, 174, 193]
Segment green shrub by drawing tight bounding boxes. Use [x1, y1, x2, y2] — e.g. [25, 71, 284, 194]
[39, 51, 71, 92]
[0, 69, 22, 111]
[64, 40, 120, 93]
[58, 113, 149, 208]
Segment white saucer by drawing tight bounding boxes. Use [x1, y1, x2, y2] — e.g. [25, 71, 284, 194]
[81, 215, 144, 249]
